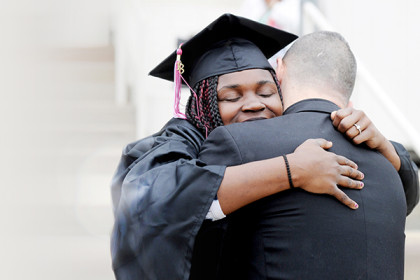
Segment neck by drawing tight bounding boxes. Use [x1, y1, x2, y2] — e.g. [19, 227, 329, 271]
[282, 86, 347, 111]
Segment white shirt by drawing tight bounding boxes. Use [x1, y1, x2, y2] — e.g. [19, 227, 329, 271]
[205, 200, 226, 221]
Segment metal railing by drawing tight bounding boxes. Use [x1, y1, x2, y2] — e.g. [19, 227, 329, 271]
[301, 1, 420, 157]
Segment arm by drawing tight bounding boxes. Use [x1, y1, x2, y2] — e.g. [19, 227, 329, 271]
[391, 141, 419, 215]
[331, 107, 420, 215]
[331, 108, 400, 170]
[200, 127, 364, 215]
[111, 119, 225, 280]
[219, 140, 364, 214]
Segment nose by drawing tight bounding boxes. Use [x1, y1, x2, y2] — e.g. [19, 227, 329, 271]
[241, 95, 266, 112]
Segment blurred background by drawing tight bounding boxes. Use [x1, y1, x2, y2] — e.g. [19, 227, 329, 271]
[0, 0, 419, 279]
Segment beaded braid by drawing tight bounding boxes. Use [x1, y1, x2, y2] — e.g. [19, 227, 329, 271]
[186, 76, 223, 136]
[186, 69, 282, 136]
[269, 69, 283, 106]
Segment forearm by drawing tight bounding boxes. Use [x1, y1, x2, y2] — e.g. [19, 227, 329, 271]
[377, 138, 401, 171]
[216, 139, 364, 215]
[217, 156, 290, 215]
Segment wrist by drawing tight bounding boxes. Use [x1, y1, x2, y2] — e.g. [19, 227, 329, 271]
[378, 140, 401, 171]
[284, 152, 303, 189]
[375, 134, 390, 153]
[282, 155, 295, 189]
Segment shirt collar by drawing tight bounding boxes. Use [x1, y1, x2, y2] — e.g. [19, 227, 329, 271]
[283, 98, 341, 115]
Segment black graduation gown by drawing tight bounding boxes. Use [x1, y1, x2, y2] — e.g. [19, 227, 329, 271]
[111, 107, 419, 280]
[111, 118, 225, 280]
[197, 99, 418, 280]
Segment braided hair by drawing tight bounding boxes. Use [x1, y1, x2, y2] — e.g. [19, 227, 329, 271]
[186, 69, 282, 136]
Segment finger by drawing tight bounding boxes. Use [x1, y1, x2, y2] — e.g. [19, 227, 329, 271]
[331, 107, 352, 128]
[339, 165, 364, 180]
[337, 110, 363, 133]
[335, 155, 358, 170]
[352, 126, 375, 145]
[310, 138, 333, 149]
[331, 188, 359, 210]
[330, 111, 337, 121]
[335, 107, 353, 118]
[337, 170, 365, 188]
[345, 115, 370, 140]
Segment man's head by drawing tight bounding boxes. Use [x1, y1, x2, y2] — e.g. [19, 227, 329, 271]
[276, 31, 357, 109]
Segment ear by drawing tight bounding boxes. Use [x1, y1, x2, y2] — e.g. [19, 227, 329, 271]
[276, 57, 285, 84]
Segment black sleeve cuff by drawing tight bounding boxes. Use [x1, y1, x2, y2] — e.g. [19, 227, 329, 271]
[391, 141, 420, 216]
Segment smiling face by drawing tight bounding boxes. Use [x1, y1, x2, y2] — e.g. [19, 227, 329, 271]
[217, 69, 283, 125]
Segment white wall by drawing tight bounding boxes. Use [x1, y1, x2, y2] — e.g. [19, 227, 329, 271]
[316, 0, 420, 147]
[1, 0, 113, 48]
[113, 0, 243, 138]
[115, 0, 420, 148]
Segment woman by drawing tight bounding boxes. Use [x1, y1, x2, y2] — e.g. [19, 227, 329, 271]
[111, 14, 418, 280]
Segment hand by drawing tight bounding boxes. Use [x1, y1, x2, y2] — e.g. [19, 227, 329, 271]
[330, 107, 386, 150]
[331, 107, 401, 170]
[287, 138, 364, 210]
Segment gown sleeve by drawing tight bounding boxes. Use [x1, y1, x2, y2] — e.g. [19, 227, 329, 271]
[189, 126, 242, 280]
[391, 141, 419, 215]
[111, 118, 226, 280]
[198, 133, 420, 216]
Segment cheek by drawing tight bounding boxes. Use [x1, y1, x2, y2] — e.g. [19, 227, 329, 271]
[218, 103, 237, 125]
[267, 95, 283, 116]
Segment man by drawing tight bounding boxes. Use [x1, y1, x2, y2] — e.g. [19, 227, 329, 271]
[112, 15, 374, 280]
[197, 31, 418, 279]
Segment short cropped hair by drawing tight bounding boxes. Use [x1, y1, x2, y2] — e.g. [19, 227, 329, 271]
[283, 31, 357, 100]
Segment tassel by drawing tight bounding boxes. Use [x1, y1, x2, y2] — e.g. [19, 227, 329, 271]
[173, 44, 205, 135]
[173, 45, 187, 119]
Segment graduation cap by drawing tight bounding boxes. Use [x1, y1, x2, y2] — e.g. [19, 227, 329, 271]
[149, 13, 298, 118]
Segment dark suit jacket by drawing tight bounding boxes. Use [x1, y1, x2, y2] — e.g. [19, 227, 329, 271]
[195, 99, 408, 280]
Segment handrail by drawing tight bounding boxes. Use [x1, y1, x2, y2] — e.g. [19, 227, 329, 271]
[302, 1, 420, 157]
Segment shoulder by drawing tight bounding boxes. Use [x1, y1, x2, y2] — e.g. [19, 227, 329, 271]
[220, 116, 290, 142]
[199, 125, 243, 165]
[161, 118, 205, 147]
[122, 118, 205, 161]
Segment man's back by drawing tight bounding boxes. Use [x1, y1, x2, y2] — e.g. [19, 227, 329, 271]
[199, 99, 406, 279]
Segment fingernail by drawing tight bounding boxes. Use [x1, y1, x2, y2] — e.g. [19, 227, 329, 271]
[354, 203, 359, 209]
[360, 182, 364, 188]
[360, 173, 364, 179]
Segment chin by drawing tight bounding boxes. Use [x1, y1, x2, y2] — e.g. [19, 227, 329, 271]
[242, 117, 267, 122]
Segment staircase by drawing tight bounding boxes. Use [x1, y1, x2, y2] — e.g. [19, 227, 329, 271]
[1, 43, 419, 279]
[0, 46, 134, 279]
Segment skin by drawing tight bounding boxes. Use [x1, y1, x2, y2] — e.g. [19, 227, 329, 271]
[215, 69, 364, 214]
[217, 68, 282, 124]
[276, 57, 401, 171]
[330, 108, 401, 171]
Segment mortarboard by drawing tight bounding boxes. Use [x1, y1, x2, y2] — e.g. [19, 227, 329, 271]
[149, 13, 298, 87]
[149, 13, 298, 119]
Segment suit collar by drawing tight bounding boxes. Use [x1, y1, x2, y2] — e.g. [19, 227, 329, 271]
[283, 99, 341, 115]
